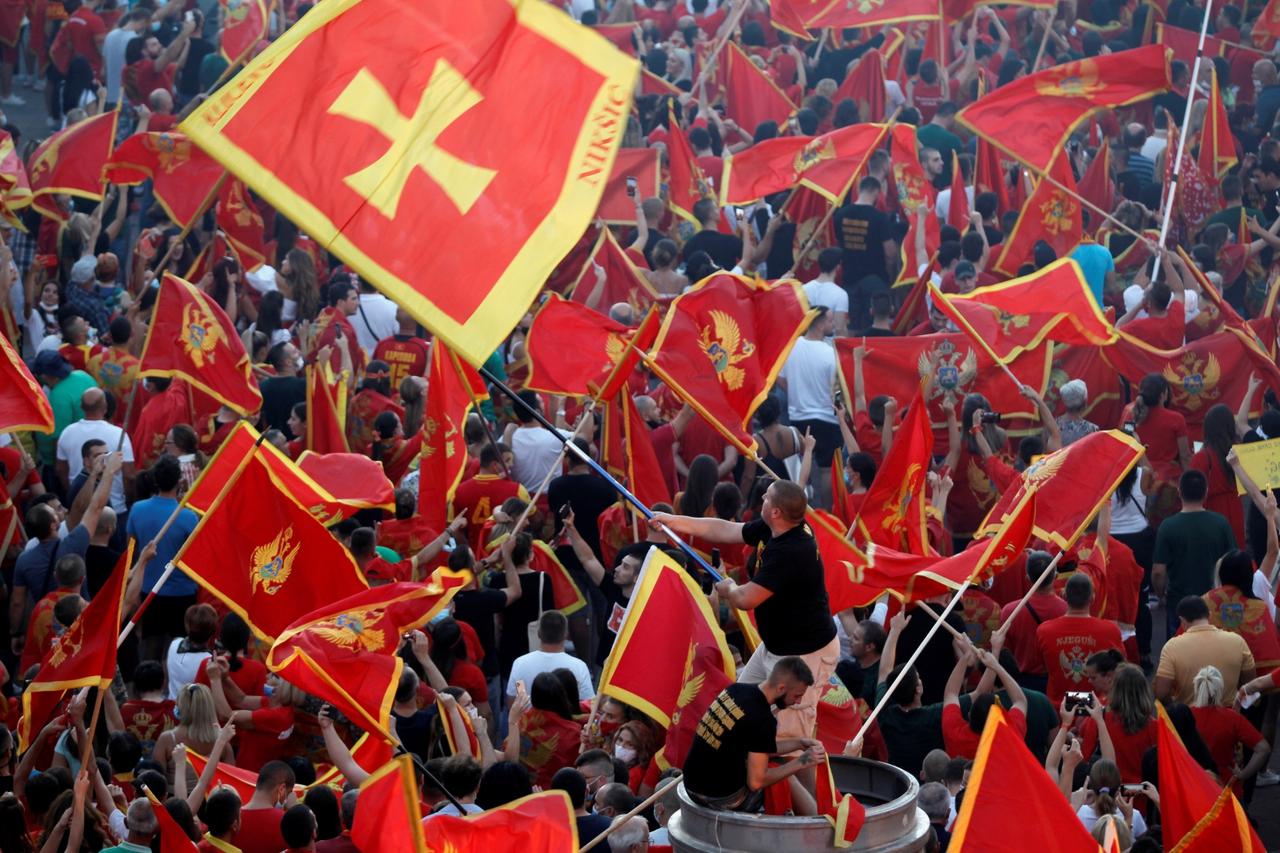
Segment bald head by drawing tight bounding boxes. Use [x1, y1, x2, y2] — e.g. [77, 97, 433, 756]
[1255, 59, 1278, 87]
[608, 303, 634, 326]
[81, 387, 107, 417]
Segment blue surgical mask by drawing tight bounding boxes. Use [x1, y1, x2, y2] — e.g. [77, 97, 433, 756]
[429, 609, 451, 625]
[263, 683, 275, 698]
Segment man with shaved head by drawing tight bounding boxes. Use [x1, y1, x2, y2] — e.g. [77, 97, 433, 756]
[56, 386, 135, 512]
[1255, 59, 1280, 136]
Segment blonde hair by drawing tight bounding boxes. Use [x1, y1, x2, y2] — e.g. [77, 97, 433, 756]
[1091, 814, 1131, 851]
[177, 683, 218, 744]
[1192, 665, 1225, 708]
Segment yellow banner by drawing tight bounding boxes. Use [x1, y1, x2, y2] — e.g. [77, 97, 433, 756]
[1235, 438, 1280, 494]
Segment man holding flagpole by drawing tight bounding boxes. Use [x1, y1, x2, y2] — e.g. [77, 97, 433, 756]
[650, 479, 838, 740]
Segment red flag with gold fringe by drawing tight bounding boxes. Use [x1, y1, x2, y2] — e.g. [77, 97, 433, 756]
[1198, 66, 1237, 184]
[219, 0, 268, 65]
[722, 41, 795, 136]
[0, 333, 54, 433]
[29, 111, 118, 221]
[815, 753, 866, 847]
[833, 49, 886, 123]
[808, 508, 881, 612]
[853, 388, 933, 553]
[297, 451, 396, 512]
[667, 103, 709, 225]
[721, 122, 892, 205]
[568, 228, 661, 317]
[351, 754, 428, 853]
[485, 533, 586, 616]
[524, 294, 658, 398]
[992, 153, 1081, 277]
[216, 178, 268, 271]
[104, 132, 226, 228]
[417, 340, 487, 532]
[420, 790, 578, 853]
[1076, 145, 1112, 236]
[304, 360, 349, 454]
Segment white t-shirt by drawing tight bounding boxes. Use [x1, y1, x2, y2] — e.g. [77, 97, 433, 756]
[510, 427, 569, 492]
[103, 27, 133, 104]
[55, 418, 134, 511]
[1253, 570, 1277, 621]
[1122, 285, 1198, 321]
[506, 649, 595, 701]
[1140, 134, 1168, 163]
[1109, 478, 1148, 536]
[166, 638, 212, 700]
[802, 279, 849, 318]
[353, 292, 400, 357]
[934, 186, 975, 227]
[779, 337, 837, 424]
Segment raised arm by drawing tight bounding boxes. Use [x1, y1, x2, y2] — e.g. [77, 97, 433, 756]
[646, 512, 745, 543]
[318, 706, 370, 786]
[564, 509, 606, 586]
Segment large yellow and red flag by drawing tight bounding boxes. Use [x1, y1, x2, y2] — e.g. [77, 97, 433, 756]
[0, 130, 31, 227]
[853, 388, 933, 553]
[991, 153, 1082, 277]
[721, 122, 892, 205]
[0, 333, 53, 434]
[957, 46, 1172, 174]
[806, 0, 938, 29]
[174, 446, 370, 642]
[418, 340, 488, 532]
[722, 41, 795, 136]
[138, 273, 262, 415]
[351, 754, 427, 853]
[599, 547, 736, 767]
[524, 294, 658, 398]
[420, 791, 578, 852]
[19, 545, 131, 750]
[667, 103, 709, 225]
[104, 132, 226, 228]
[976, 429, 1144, 549]
[950, 706, 1102, 852]
[268, 575, 469, 740]
[181, 0, 637, 367]
[930, 258, 1117, 363]
[29, 110, 118, 221]
[218, 0, 268, 65]
[1157, 704, 1265, 851]
[647, 273, 814, 454]
[216, 178, 268, 271]
[305, 360, 349, 454]
[1198, 67, 1237, 183]
[808, 508, 880, 612]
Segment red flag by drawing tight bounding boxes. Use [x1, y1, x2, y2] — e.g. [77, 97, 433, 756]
[854, 389, 933, 553]
[297, 451, 396, 512]
[268, 575, 469, 739]
[598, 390, 672, 508]
[722, 41, 795, 136]
[437, 696, 481, 760]
[216, 178, 268, 271]
[597, 148, 659, 224]
[1156, 22, 1229, 65]
[20, 545, 130, 750]
[815, 754, 865, 846]
[957, 46, 1172, 173]
[568, 228, 660, 318]
[219, 0, 268, 64]
[667, 103, 709, 224]
[721, 122, 892, 204]
[783, 185, 836, 281]
[1198, 67, 1237, 183]
[976, 429, 1144, 550]
[305, 360, 349, 454]
[833, 49, 886, 123]
[599, 547, 735, 767]
[29, 111, 118, 221]
[1256, 0, 1280, 48]
[484, 533, 585, 615]
[1157, 704, 1265, 851]
[174, 447, 370, 642]
[947, 151, 969, 229]
[950, 706, 1101, 852]
[891, 124, 939, 287]
[145, 789, 200, 853]
[808, 0, 938, 29]
[420, 791, 578, 853]
[104, 132, 226, 228]
[808, 508, 880, 612]
[351, 755, 427, 853]
[313, 733, 396, 788]
[0, 333, 54, 433]
[992, 153, 1081, 277]
[417, 340, 487, 532]
[648, 273, 814, 454]
[974, 135, 1010, 217]
[0, 130, 31, 227]
[181, 0, 637, 366]
[138, 273, 261, 415]
[1076, 144, 1112, 235]
[524, 294, 659, 397]
[930, 258, 1117, 363]
[0, 492, 23, 557]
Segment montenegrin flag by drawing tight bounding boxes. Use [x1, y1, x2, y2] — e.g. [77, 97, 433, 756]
[28, 110, 118, 221]
[0, 332, 54, 433]
[180, 0, 638, 366]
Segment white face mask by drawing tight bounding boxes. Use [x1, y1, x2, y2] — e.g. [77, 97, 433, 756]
[613, 745, 637, 764]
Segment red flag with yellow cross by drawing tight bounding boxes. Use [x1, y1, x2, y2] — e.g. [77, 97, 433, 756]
[180, 0, 637, 367]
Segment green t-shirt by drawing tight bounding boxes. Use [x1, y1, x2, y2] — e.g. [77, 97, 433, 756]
[1203, 205, 1263, 233]
[958, 687, 1056, 761]
[36, 370, 97, 464]
[1154, 509, 1237, 605]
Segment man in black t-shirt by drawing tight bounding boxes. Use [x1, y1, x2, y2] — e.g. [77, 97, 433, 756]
[680, 198, 743, 270]
[650, 480, 840, 740]
[682, 656, 824, 811]
[833, 176, 898, 330]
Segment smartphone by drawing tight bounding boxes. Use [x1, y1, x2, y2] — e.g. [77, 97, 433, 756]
[1122, 421, 1136, 435]
[184, 10, 194, 22]
[625, 176, 637, 197]
[1121, 784, 1144, 795]
[1064, 691, 1094, 714]
[979, 412, 1003, 424]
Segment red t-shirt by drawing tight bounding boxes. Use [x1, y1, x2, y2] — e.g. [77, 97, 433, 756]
[1191, 704, 1263, 794]
[677, 416, 729, 476]
[853, 410, 883, 464]
[649, 422, 678, 496]
[372, 335, 431, 392]
[448, 659, 489, 703]
[130, 58, 177, 97]
[452, 473, 526, 553]
[1135, 405, 1188, 484]
[194, 656, 268, 697]
[1122, 301, 1185, 350]
[66, 6, 105, 76]
[942, 704, 1026, 759]
[0, 447, 40, 498]
[1077, 713, 1157, 783]
[235, 705, 296, 772]
[1000, 594, 1068, 676]
[233, 806, 286, 853]
[1034, 613, 1124, 705]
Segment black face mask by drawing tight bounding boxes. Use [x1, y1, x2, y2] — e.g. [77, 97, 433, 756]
[773, 696, 788, 711]
[646, 419, 663, 429]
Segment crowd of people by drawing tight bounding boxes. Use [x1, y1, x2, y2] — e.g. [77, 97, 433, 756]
[3, 0, 1280, 850]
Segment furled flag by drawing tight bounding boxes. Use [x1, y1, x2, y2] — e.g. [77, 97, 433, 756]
[667, 102, 709, 224]
[1076, 144, 1112, 235]
[598, 389, 673, 508]
[145, 789, 200, 853]
[419, 791, 578, 852]
[297, 451, 396, 512]
[268, 575, 469, 739]
[973, 134, 1010, 217]
[722, 41, 795, 137]
[808, 509, 880, 612]
[568, 228, 661, 317]
[1157, 704, 1265, 851]
[0, 333, 54, 433]
[815, 753, 865, 848]
[946, 151, 970, 229]
[417, 340, 488, 532]
[219, 0, 268, 65]
[524, 294, 659, 398]
[648, 273, 814, 453]
[991, 152, 1082, 277]
[891, 123, 939, 287]
[949, 706, 1102, 852]
[138, 273, 261, 415]
[721, 122, 893, 205]
[104, 132, 226, 228]
[0, 130, 31, 227]
[853, 387, 933, 553]
[19, 545, 130, 750]
[351, 754, 427, 853]
[180, 0, 637, 366]
[29, 110, 119, 221]
[598, 547, 736, 767]
[216, 178, 268, 271]
[1198, 67, 1237, 184]
[930, 258, 1117, 363]
[958, 46, 1171, 173]
[305, 360, 349, 454]
[174, 447, 370, 642]
[976, 429, 1143, 549]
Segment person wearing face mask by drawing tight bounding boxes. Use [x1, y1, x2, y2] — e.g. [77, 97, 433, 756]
[680, 656, 824, 813]
[230, 760, 297, 853]
[24, 279, 61, 359]
[606, 721, 656, 793]
[259, 342, 309, 437]
[574, 749, 615, 811]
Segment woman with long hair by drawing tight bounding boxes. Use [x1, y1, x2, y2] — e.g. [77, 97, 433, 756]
[153, 683, 231, 784]
[1073, 758, 1149, 839]
[368, 410, 421, 486]
[1083, 649, 1125, 705]
[209, 256, 241, 327]
[428, 617, 492, 723]
[399, 375, 426, 436]
[1129, 373, 1191, 524]
[1110, 458, 1157, 665]
[505, 672, 582, 788]
[279, 247, 319, 323]
[164, 424, 206, 496]
[644, 238, 688, 296]
[1207, 541, 1280, 677]
[738, 394, 801, 504]
[606, 720, 658, 793]
[1191, 403, 1244, 543]
[1189, 665, 1271, 799]
[675, 454, 718, 517]
[1078, 664, 1158, 783]
[244, 289, 290, 351]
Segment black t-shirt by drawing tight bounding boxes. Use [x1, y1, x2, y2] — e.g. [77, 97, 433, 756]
[682, 229, 743, 270]
[858, 326, 897, 338]
[486, 570, 555, 677]
[547, 472, 619, 559]
[833, 203, 893, 284]
[742, 519, 835, 655]
[682, 683, 777, 799]
[893, 602, 967, 705]
[259, 376, 307, 436]
[595, 572, 630, 664]
[451, 587, 508, 678]
[85, 543, 121, 599]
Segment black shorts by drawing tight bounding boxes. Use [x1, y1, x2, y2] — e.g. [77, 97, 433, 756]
[790, 419, 842, 467]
